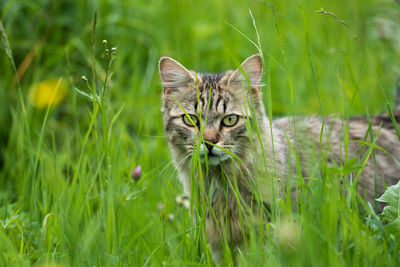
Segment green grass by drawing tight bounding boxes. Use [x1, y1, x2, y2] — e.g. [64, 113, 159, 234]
[1, 0, 400, 266]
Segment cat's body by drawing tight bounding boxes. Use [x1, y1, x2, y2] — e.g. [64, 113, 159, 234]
[158, 54, 400, 261]
[275, 114, 400, 204]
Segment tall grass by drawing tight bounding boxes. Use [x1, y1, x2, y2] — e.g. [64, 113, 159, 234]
[0, 0, 400, 266]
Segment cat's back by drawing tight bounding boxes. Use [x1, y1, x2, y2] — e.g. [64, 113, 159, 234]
[272, 112, 400, 204]
[272, 112, 400, 150]
[346, 112, 400, 154]
[347, 111, 400, 174]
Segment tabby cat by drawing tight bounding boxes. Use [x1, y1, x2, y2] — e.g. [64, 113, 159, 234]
[158, 54, 400, 261]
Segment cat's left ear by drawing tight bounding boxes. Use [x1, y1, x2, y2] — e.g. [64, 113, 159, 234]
[227, 54, 263, 95]
[158, 56, 197, 95]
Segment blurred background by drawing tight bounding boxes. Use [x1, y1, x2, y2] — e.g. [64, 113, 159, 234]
[0, 0, 400, 265]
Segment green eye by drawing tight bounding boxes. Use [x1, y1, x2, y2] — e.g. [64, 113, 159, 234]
[182, 114, 199, 127]
[222, 114, 239, 127]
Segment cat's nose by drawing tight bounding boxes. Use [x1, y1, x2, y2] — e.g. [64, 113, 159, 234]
[204, 141, 215, 153]
[203, 128, 219, 153]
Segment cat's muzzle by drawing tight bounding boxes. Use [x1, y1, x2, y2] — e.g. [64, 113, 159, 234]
[198, 145, 229, 166]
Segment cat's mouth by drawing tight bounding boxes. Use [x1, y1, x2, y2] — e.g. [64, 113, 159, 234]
[200, 154, 224, 166]
[198, 147, 229, 166]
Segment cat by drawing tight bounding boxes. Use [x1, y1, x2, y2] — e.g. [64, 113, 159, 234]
[158, 54, 400, 262]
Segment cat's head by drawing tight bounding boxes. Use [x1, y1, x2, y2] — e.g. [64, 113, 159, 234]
[158, 54, 263, 167]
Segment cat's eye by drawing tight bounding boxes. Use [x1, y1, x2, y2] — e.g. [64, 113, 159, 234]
[182, 114, 199, 127]
[222, 114, 239, 127]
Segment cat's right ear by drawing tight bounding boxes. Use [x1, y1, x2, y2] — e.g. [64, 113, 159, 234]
[158, 57, 196, 95]
[227, 54, 263, 97]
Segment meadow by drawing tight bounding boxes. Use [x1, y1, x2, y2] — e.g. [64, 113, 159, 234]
[1, 0, 400, 266]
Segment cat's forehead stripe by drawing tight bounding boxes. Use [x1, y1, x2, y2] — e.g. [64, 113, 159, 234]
[195, 72, 231, 114]
[200, 73, 225, 86]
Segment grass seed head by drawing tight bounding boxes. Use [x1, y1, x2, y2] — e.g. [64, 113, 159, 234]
[277, 220, 301, 253]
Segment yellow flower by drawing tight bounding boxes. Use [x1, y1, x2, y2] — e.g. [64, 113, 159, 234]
[30, 78, 67, 108]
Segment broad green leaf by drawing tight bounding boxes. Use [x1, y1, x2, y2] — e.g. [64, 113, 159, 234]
[377, 181, 400, 224]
